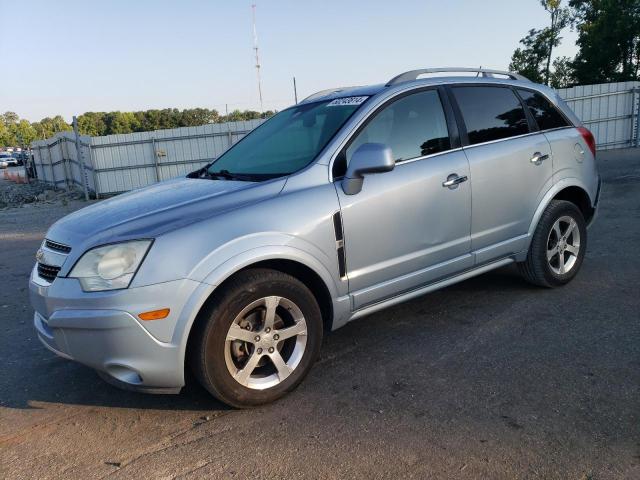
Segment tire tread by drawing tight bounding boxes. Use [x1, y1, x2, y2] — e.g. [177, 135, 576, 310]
[518, 200, 586, 288]
[189, 268, 322, 408]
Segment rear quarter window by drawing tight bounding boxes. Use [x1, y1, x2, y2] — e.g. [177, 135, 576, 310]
[517, 89, 570, 131]
[452, 86, 530, 145]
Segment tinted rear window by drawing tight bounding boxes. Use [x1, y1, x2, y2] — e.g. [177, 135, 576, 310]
[452, 86, 529, 145]
[517, 89, 569, 131]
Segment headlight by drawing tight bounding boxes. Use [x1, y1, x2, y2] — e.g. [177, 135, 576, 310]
[69, 240, 152, 291]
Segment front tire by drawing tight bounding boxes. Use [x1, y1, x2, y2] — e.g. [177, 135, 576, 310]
[518, 200, 587, 287]
[190, 268, 323, 408]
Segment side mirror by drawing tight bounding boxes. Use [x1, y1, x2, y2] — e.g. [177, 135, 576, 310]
[341, 143, 395, 195]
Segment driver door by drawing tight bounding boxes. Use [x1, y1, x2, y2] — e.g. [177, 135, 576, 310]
[334, 88, 473, 310]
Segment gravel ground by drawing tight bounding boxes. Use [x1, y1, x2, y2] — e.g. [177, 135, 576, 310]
[0, 150, 639, 479]
[0, 167, 85, 209]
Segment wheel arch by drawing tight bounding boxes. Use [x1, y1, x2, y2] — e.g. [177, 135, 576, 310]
[234, 258, 335, 334]
[178, 248, 342, 384]
[522, 180, 594, 261]
[528, 180, 594, 237]
[552, 186, 594, 224]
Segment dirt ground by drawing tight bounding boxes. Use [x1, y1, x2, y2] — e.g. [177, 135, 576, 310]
[1, 150, 639, 479]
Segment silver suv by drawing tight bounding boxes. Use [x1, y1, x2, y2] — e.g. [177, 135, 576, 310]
[30, 68, 600, 407]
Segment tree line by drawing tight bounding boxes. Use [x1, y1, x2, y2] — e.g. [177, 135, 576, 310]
[509, 0, 640, 88]
[0, 108, 275, 148]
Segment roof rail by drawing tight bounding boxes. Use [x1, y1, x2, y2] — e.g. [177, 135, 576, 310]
[386, 67, 530, 86]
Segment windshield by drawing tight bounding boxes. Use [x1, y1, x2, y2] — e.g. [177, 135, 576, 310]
[206, 98, 366, 179]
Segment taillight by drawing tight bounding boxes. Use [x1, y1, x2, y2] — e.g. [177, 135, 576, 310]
[577, 127, 596, 156]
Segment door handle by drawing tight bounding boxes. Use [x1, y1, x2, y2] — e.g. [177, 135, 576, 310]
[442, 174, 468, 189]
[530, 152, 549, 165]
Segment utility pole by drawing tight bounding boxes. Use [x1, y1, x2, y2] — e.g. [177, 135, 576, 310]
[251, 4, 264, 113]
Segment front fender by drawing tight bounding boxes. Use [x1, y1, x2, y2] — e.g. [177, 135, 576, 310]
[185, 233, 340, 292]
[170, 241, 348, 385]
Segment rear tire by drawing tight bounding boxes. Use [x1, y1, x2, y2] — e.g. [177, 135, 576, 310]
[190, 268, 323, 408]
[518, 200, 587, 288]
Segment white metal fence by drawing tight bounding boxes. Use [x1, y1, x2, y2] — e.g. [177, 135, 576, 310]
[557, 81, 640, 150]
[31, 81, 640, 197]
[31, 119, 264, 197]
[31, 131, 93, 193]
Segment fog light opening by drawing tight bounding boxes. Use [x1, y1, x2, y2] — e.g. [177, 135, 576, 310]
[106, 364, 143, 385]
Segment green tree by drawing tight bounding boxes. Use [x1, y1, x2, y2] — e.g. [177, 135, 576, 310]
[0, 107, 276, 147]
[180, 108, 220, 126]
[510, 28, 551, 83]
[14, 120, 37, 147]
[1, 111, 19, 126]
[509, 1, 570, 85]
[542, 0, 570, 83]
[77, 112, 108, 136]
[569, 0, 640, 83]
[549, 56, 575, 87]
[0, 122, 15, 147]
[104, 111, 141, 134]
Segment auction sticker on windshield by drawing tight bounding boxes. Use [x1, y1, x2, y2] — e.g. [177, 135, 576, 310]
[327, 96, 369, 107]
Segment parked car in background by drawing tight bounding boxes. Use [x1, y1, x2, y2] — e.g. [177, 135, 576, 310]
[30, 67, 600, 408]
[11, 152, 27, 166]
[0, 152, 18, 168]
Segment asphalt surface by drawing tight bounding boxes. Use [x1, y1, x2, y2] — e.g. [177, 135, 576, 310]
[1, 150, 639, 479]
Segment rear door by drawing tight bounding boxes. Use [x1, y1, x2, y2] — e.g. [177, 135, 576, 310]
[449, 85, 554, 264]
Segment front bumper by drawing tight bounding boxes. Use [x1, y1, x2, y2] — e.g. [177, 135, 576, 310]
[30, 269, 205, 393]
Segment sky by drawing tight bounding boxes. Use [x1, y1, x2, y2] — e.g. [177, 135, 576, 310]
[0, 0, 578, 122]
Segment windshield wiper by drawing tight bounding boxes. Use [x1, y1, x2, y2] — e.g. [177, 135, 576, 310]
[203, 169, 255, 181]
[206, 169, 285, 182]
[208, 169, 238, 180]
[190, 167, 286, 182]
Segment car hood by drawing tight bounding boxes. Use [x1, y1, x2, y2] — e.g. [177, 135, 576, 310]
[46, 176, 286, 249]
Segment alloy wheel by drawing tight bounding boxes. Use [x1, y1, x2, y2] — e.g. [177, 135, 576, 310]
[546, 215, 581, 275]
[224, 296, 308, 390]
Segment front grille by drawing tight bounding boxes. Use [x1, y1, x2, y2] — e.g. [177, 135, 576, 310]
[38, 263, 61, 282]
[44, 239, 72, 254]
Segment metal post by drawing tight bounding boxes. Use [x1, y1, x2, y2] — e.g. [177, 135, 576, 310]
[293, 76, 298, 104]
[629, 88, 637, 148]
[151, 137, 160, 182]
[634, 88, 640, 148]
[34, 145, 42, 181]
[88, 144, 99, 200]
[48, 141, 56, 188]
[73, 116, 90, 201]
[23, 145, 31, 184]
[60, 137, 71, 190]
[226, 104, 233, 147]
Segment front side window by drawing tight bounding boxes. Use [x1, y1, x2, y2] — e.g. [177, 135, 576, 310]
[517, 89, 570, 131]
[452, 86, 530, 145]
[345, 89, 451, 166]
[207, 98, 365, 179]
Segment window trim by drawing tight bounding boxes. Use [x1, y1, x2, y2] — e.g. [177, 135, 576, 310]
[331, 85, 459, 180]
[446, 83, 535, 148]
[513, 87, 573, 132]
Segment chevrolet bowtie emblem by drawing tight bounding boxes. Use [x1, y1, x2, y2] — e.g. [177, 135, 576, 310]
[35, 249, 44, 262]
